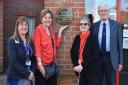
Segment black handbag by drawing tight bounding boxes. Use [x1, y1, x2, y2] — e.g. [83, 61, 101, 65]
[43, 32, 57, 79]
[44, 62, 57, 79]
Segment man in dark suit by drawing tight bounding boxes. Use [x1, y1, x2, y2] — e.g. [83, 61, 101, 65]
[92, 3, 123, 85]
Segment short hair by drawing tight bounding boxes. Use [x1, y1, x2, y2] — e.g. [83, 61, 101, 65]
[98, 3, 110, 11]
[79, 15, 91, 27]
[39, 9, 53, 22]
[12, 16, 31, 43]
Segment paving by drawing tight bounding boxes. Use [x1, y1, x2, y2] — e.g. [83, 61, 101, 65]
[0, 74, 6, 85]
[0, 72, 128, 85]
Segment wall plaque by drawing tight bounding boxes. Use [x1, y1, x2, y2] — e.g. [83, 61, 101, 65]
[55, 7, 73, 25]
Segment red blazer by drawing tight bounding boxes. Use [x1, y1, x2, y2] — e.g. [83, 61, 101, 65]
[33, 24, 61, 65]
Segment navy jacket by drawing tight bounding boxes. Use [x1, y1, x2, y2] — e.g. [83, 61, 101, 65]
[92, 19, 123, 70]
[7, 37, 35, 79]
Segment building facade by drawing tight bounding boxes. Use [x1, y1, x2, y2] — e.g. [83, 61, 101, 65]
[0, 0, 128, 85]
[0, 0, 3, 74]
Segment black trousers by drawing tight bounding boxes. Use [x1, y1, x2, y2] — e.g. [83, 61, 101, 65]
[79, 70, 88, 85]
[79, 69, 101, 85]
[35, 69, 57, 85]
[99, 53, 116, 85]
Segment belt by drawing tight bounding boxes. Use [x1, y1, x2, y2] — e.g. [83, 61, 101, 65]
[100, 51, 110, 55]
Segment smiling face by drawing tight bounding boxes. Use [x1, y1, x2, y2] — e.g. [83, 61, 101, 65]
[79, 19, 90, 32]
[41, 13, 52, 28]
[98, 4, 110, 21]
[18, 21, 28, 35]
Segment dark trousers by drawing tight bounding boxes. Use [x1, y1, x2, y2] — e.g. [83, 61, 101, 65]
[79, 71, 88, 85]
[7, 78, 33, 85]
[100, 53, 116, 85]
[79, 69, 101, 85]
[35, 69, 57, 85]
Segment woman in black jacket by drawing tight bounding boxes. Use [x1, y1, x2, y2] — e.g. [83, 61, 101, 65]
[7, 17, 35, 85]
[70, 15, 101, 85]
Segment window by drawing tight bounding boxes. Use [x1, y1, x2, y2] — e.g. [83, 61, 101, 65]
[85, 0, 117, 22]
[19, 16, 35, 38]
[121, 0, 128, 24]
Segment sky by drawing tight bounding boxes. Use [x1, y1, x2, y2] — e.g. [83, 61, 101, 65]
[95, 0, 116, 9]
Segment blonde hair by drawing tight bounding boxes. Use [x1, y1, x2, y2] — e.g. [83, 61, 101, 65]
[11, 16, 31, 43]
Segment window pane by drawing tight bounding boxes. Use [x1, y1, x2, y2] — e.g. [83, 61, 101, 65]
[85, 0, 93, 14]
[121, 0, 128, 24]
[85, 0, 117, 22]
[20, 16, 35, 38]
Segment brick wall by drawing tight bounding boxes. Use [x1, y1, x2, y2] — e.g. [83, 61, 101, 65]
[0, 1, 3, 73]
[2, 0, 86, 84]
[3, 0, 44, 71]
[44, 0, 85, 85]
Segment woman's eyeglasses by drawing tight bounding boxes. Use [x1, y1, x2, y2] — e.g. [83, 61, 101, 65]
[79, 23, 89, 26]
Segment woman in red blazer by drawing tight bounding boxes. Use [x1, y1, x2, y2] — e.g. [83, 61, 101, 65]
[33, 9, 68, 85]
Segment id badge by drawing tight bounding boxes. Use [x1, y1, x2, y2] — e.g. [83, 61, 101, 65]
[25, 60, 31, 66]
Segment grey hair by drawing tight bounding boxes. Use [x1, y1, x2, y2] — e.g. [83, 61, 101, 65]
[98, 3, 110, 11]
[79, 15, 91, 27]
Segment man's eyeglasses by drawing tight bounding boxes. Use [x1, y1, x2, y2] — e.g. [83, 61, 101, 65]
[79, 23, 89, 26]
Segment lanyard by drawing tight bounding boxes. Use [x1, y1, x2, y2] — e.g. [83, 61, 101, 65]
[24, 43, 32, 57]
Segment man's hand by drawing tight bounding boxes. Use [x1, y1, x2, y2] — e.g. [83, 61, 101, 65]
[118, 64, 123, 71]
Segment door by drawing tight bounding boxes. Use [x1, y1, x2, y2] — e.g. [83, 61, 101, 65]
[3, 0, 44, 71]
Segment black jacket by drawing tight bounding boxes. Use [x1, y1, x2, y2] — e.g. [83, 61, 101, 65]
[70, 31, 100, 76]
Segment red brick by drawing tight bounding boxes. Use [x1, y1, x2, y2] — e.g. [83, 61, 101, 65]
[44, 1, 85, 84]
[62, 3, 76, 7]
[65, 45, 71, 51]
[3, 0, 44, 72]
[62, 59, 72, 64]
[2, 0, 86, 85]
[0, 1, 3, 73]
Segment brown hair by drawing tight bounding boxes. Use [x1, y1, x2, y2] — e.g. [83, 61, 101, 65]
[12, 16, 31, 43]
[39, 8, 53, 22]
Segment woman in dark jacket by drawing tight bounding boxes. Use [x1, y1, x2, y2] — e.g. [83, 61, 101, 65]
[70, 15, 101, 85]
[7, 16, 35, 85]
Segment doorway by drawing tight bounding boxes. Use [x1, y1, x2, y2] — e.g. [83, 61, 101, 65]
[3, 0, 44, 71]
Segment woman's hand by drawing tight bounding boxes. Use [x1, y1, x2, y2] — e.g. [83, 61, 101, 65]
[59, 25, 68, 32]
[36, 57, 46, 77]
[58, 25, 68, 38]
[37, 62, 46, 77]
[28, 71, 34, 80]
[77, 64, 83, 73]
[73, 64, 83, 73]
